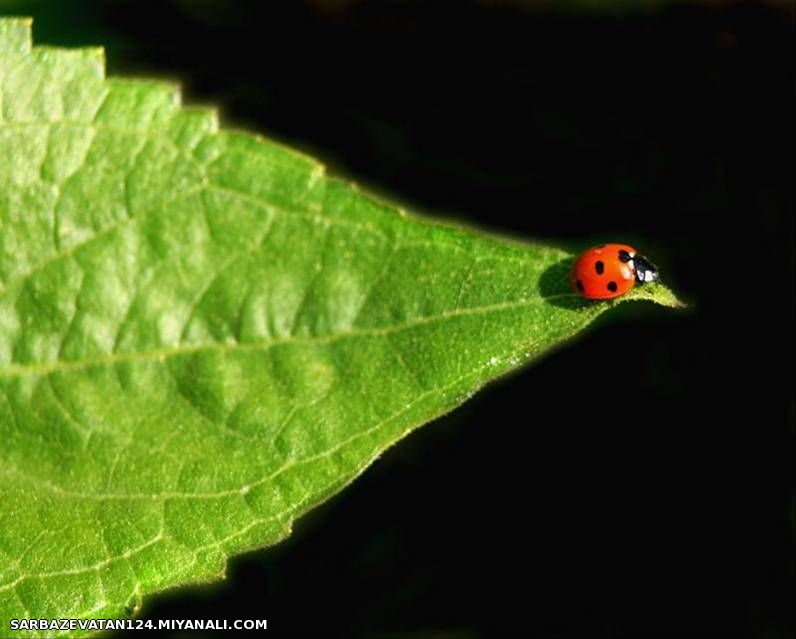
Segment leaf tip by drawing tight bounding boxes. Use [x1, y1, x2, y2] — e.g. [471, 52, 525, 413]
[624, 282, 688, 310]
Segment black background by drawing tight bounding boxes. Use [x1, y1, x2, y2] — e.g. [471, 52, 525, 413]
[9, 1, 794, 636]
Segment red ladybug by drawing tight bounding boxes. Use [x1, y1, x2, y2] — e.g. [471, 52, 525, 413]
[571, 243, 659, 300]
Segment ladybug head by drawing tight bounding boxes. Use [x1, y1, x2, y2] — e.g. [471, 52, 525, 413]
[631, 253, 659, 284]
[618, 249, 659, 284]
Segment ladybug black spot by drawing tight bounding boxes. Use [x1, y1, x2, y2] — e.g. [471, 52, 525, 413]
[618, 250, 631, 263]
[595, 260, 604, 275]
[607, 281, 618, 292]
[576, 280, 584, 292]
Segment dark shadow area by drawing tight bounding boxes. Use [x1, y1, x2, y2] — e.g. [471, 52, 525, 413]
[538, 257, 592, 309]
[6, 1, 793, 637]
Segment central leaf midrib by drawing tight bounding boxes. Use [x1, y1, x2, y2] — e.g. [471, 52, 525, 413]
[0, 293, 578, 379]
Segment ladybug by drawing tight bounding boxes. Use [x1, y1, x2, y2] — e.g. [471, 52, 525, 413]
[570, 243, 659, 300]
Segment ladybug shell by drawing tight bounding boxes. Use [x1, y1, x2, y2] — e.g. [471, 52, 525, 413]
[571, 244, 636, 300]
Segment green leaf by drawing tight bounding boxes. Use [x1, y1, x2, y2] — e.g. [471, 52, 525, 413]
[0, 18, 682, 637]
